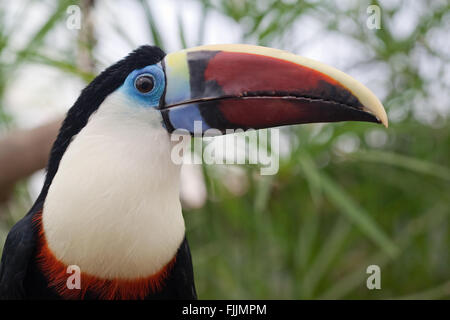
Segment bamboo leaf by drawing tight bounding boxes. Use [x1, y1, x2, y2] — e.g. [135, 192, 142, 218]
[299, 153, 399, 258]
[347, 150, 450, 182]
[29, 53, 95, 82]
[177, 9, 187, 49]
[138, 0, 164, 49]
[15, 0, 74, 64]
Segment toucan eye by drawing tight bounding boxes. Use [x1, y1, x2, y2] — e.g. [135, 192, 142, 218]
[134, 74, 155, 93]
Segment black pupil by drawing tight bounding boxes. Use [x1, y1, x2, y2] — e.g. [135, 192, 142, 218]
[135, 75, 154, 93]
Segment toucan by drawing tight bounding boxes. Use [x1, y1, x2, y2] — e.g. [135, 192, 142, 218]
[0, 44, 387, 300]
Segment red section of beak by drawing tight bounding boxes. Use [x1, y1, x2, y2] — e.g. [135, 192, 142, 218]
[204, 51, 338, 94]
[213, 98, 377, 129]
[198, 51, 369, 128]
[203, 52, 361, 107]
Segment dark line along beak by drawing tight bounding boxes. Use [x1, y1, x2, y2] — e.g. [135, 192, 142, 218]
[161, 44, 388, 134]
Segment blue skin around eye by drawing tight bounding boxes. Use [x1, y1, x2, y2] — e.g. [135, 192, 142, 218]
[119, 63, 210, 133]
[119, 64, 165, 108]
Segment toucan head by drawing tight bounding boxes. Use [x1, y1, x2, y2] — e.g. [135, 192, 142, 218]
[118, 44, 387, 133]
[45, 44, 387, 191]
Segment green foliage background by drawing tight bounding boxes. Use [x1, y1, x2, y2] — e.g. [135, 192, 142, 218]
[0, 0, 449, 299]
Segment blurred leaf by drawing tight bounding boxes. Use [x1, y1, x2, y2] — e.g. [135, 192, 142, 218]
[138, 0, 164, 49]
[15, 0, 74, 64]
[347, 150, 450, 182]
[299, 153, 399, 257]
[397, 281, 450, 300]
[29, 52, 95, 82]
[177, 9, 187, 49]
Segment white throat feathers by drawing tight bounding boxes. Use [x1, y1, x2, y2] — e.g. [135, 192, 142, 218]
[42, 90, 186, 280]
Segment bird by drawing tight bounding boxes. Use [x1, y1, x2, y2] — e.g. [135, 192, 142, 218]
[0, 44, 387, 300]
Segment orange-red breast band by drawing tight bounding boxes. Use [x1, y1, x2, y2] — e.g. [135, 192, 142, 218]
[32, 213, 175, 300]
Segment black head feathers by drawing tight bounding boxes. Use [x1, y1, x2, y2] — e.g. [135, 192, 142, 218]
[39, 45, 166, 202]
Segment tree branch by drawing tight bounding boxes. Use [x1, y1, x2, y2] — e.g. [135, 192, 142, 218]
[0, 118, 62, 202]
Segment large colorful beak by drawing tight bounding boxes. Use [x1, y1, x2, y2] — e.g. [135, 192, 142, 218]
[160, 44, 388, 134]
